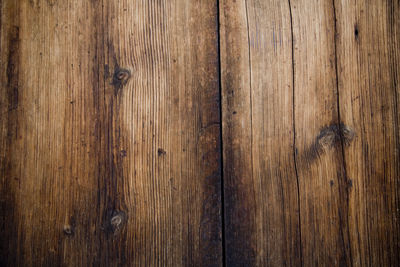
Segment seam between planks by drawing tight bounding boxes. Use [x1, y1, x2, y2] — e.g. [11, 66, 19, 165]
[287, 1, 303, 266]
[216, 0, 226, 266]
[244, 1, 257, 260]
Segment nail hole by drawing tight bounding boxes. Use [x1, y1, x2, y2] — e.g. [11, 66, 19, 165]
[354, 24, 359, 39]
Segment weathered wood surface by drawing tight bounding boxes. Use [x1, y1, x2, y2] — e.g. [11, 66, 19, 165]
[1, 0, 399, 266]
[0, 0, 222, 266]
[336, 1, 400, 266]
[219, 1, 300, 265]
[220, 0, 399, 266]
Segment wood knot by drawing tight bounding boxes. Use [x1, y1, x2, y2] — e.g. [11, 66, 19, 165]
[116, 70, 130, 82]
[63, 225, 74, 236]
[112, 68, 131, 92]
[158, 148, 166, 156]
[120, 149, 127, 157]
[63, 216, 76, 236]
[108, 210, 127, 234]
[315, 125, 340, 152]
[341, 125, 355, 145]
[347, 179, 353, 188]
[305, 123, 355, 163]
[111, 215, 123, 228]
[316, 123, 355, 150]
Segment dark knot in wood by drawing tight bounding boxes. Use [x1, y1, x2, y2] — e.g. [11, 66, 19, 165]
[158, 148, 166, 156]
[108, 210, 127, 235]
[63, 225, 74, 236]
[303, 123, 355, 164]
[112, 68, 131, 93]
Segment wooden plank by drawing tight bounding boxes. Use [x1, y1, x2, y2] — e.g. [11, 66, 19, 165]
[220, 0, 365, 265]
[220, 0, 301, 266]
[2, 0, 399, 266]
[335, 1, 400, 266]
[219, 0, 256, 265]
[0, 0, 222, 266]
[221, 0, 399, 266]
[290, 1, 353, 265]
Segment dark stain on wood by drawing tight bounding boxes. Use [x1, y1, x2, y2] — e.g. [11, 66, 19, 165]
[200, 170, 223, 265]
[1, 3, 21, 266]
[88, 3, 130, 264]
[101, 60, 128, 236]
[6, 26, 20, 111]
[222, 81, 257, 266]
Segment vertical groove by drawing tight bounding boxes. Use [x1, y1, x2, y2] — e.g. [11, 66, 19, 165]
[244, 1, 253, 176]
[216, 0, 226, 265]
[244, 1, 256, 256]
[288, 1, 303, 266]
[332, 1, 353, 266]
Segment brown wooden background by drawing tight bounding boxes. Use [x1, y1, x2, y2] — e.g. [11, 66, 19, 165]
[1, 0, 399, 266]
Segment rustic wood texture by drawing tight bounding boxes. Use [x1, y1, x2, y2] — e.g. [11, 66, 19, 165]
[219, 0, 301, 266]
[335, 1, 400, 266]
[1, 0, 399, 266]
[220, 0, 399, 266]
[0, 0, 222, 266]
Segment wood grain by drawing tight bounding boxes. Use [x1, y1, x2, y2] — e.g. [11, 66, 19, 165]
[220, 0, 399, 266]
[1, 0, 399, 266]
[219, 0, 300, 266]
[0, 0, 222, 266]
[335, 1, 400, 266]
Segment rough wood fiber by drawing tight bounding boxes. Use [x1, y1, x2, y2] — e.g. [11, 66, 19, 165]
[291, 1, 352, 265]
[1, 0, 399, 266]
[220, 0, 399, 266]
[219, 0, 300, 266]
[335, 1, 400, 266]
[0, 0, 222, 266]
